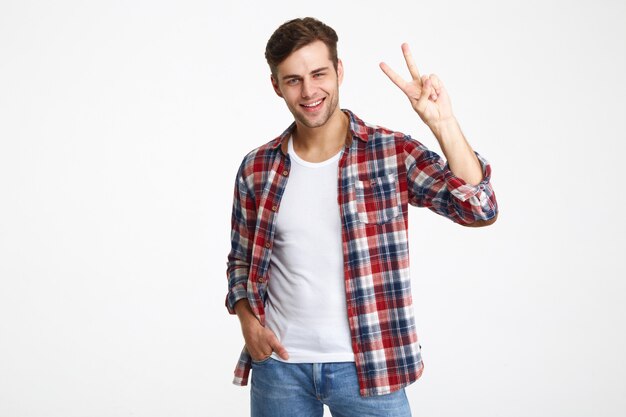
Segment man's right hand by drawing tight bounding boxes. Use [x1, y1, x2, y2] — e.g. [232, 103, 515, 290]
[234, 299, 289, 362]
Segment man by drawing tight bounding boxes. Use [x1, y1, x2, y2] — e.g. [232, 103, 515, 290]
[225, 17, 498, 417]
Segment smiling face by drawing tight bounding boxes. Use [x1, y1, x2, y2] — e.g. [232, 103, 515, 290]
[271, 40, 343, 130]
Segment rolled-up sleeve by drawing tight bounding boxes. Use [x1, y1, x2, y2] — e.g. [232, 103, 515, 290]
[225, 162, 256, 314]
[403, 135, 498, 225]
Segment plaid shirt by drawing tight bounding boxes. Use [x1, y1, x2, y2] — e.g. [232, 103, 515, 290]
[225, 109, 498, 397]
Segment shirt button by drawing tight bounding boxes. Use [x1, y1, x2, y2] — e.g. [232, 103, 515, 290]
[258, 277, 264, 283]
[265, 242, 271, 248]
[282, 170, 289, 176]
[272, 205, 278, 211]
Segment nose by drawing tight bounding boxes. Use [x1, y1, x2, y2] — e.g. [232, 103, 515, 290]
[301, 78, 314, 98]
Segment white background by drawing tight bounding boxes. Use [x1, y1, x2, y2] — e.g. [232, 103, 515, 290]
[1, 0, 625, 416]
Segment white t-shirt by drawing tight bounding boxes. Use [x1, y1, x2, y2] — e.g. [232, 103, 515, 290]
[265, 135, 354, 363]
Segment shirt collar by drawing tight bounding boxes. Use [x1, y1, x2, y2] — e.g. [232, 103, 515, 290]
[270, 108, 370, 151]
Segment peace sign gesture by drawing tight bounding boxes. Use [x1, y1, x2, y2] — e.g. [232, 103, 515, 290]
[380, 43, 454, 129]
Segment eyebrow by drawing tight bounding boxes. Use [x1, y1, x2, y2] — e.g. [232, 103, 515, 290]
[281, 66, 329, 81]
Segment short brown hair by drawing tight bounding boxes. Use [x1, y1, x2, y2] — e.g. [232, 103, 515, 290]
[265, 17, 339, 78]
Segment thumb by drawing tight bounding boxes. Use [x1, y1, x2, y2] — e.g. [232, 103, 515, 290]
[269, 335, 289, 360]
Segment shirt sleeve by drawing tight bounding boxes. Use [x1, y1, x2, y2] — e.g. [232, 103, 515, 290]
[225, 160, 256, 314]
[403, 135, 498, 225]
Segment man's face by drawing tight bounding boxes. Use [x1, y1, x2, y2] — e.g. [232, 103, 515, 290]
[271, 40, 343, 129]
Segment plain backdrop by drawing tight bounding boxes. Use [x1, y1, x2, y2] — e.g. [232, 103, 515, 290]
[1, 0, 625, 416]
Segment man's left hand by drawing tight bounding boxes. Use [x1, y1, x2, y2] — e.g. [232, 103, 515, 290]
[380, 43, 454, 130]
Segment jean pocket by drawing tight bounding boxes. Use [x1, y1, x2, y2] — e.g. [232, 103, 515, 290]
[251, 355, 273, 366]
[354, 173, 401, 224]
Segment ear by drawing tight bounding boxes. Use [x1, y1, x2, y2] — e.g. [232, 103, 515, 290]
[337, 59, 344, 86]
[270, 74, 283, 98]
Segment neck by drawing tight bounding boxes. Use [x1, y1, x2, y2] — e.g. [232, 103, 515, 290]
[292, 107, 349, 153]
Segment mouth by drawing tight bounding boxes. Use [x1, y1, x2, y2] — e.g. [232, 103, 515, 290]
[300, 98, 325, 112]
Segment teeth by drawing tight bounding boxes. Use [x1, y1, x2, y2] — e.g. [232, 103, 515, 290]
[303, 99, 322, 107]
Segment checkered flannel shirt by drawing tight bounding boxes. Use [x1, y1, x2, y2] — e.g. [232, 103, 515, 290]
[225, 109, 498, 397]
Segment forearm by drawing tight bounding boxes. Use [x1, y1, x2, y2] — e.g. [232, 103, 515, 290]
[234, 298, 289, 360]
[429, 117, 483, 186]
[234, 298, 258, 326]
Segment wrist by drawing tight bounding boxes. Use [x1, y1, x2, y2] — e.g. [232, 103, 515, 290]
[428, 116, 457, 138]
[236, 307, 263, 336]
[429, 117, 463, 146]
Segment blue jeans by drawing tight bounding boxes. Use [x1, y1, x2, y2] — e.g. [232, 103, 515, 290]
[250, 358, 412, 417]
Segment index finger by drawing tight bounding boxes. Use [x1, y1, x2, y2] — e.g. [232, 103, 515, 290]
[379, 61, 408, 92]
[401, 43, 422, 83]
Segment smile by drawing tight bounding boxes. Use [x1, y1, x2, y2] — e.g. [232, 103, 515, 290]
[300, 98, 325, 111]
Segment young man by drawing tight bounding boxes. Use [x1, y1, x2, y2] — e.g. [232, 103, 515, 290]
[225, 17, 498, 417]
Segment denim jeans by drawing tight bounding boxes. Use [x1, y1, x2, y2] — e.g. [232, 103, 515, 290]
[250, 358, 412, 417]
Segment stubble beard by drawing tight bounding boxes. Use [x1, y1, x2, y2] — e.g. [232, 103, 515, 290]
[291, 89, 339, 129]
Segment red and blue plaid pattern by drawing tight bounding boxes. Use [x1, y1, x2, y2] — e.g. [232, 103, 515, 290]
[226, 109, 498, 397]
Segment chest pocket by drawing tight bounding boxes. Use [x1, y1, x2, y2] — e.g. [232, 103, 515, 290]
[354, 173, 401, 224]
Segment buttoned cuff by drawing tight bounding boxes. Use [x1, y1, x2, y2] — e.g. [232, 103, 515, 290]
[226, 283, 248, 315]
[443, 152, 493, 202]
